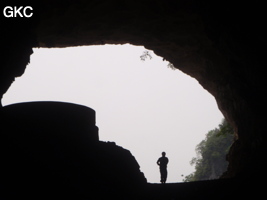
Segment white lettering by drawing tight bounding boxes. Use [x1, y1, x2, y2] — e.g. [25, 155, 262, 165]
[3, 6, 33, 17]
[3, 6, 13, 18]
[23, 6, 33, 18]
[14, 6, 23, 17]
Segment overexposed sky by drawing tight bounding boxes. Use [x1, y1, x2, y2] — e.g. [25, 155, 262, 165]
[2, 44, 224, 183]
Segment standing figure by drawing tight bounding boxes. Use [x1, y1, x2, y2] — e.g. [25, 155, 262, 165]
[157, 152, 169, 184]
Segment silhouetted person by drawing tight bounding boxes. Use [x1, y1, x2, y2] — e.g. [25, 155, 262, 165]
[157, 152, 169, 184]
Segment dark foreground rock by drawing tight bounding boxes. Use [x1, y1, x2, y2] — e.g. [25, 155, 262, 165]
[0, 101, 264, 199]
[0, 102, 146, 199]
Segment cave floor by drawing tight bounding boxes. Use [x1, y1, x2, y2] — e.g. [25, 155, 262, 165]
[141, 178, 260, 200]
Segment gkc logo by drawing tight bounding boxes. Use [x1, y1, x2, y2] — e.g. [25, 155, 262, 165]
[3, 6, 33, 18]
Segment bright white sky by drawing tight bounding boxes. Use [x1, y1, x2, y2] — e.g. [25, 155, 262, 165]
[2, 44, 223, 183]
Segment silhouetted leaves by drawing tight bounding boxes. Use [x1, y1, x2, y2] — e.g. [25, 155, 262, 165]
[140, 50, 176, 70]
[140, 50, 152, 61]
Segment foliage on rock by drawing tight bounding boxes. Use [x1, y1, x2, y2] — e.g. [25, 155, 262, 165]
[184, 119, 234, 182]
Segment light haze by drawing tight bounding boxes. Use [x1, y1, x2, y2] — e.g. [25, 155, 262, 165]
[2, 44, 224, 183]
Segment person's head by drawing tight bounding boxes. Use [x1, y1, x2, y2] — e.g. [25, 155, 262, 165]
[162, 152, 166, 157]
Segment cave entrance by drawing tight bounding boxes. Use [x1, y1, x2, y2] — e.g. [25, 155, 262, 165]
[2, 44, 224, 183]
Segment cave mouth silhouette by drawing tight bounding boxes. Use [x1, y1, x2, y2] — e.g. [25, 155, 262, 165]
[3, 44, 224, 183]
[1, 0, 266, 199]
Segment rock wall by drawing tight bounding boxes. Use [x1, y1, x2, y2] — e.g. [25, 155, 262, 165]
[1, 0, 267, 187]
[0, 102, 146, 199]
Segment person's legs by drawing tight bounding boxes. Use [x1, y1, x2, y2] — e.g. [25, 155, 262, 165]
[160, 168, 163, 183]
[160, 168, 167, 184]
